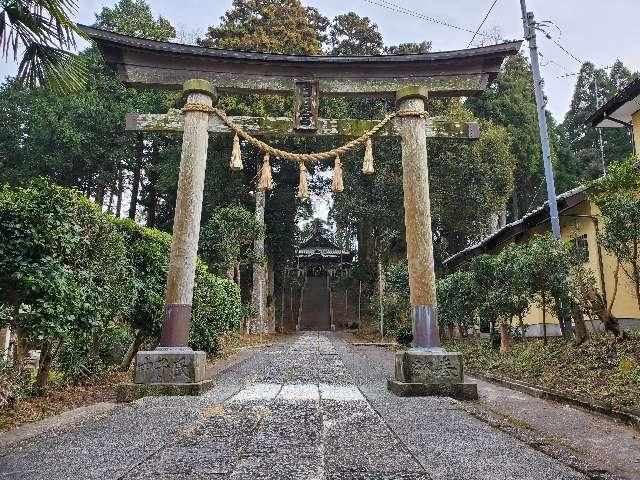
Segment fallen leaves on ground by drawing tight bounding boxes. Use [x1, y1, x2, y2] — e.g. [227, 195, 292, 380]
[0, 371, 129, 433]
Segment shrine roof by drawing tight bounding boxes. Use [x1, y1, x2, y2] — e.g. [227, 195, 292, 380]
[80, 25, 521, 97]
[300, 230, 342, 251]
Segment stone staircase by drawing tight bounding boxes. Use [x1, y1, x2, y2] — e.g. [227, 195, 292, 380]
[299, 275, 331, 331]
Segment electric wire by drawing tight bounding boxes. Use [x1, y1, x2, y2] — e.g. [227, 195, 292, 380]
[467, 0, 500, 47]
[362, 0, 494, 39]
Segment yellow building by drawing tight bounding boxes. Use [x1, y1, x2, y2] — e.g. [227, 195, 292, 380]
[445, 78, 640, 336]
[587, 77, 640, 155]
[445, 186, 640, 336]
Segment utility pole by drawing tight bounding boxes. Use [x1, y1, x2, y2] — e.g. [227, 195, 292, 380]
[520, 0, 561, 239]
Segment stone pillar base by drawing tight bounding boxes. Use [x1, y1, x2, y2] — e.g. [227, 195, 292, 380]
[387, 379, 477, 400]
[388, 349, 478, 400]
[116, 348, 213, 402]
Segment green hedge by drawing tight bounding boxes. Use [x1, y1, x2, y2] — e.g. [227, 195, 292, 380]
[0, 179, 243, 395]
[113, 217, 242, 354]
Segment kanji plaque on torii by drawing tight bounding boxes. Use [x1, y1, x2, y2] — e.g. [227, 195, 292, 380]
[82, 25, 520, 401]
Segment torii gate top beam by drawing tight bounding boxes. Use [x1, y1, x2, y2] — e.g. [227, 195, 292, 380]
[80, 25, 520, 98]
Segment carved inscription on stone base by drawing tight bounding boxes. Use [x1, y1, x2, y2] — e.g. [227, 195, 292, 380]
[394, 350, 464, 384]
[134, 349, 206, 385]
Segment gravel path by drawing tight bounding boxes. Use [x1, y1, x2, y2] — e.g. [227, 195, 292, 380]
[0, 332, 626, 479]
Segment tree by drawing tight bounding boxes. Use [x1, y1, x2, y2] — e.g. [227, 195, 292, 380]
[199, 0, 322, 55]
[465, 53, 576, 220]
[199, 205, 264, 281]
[562, 61, 635, 179]
[0, 0, 179, 221]
[112, 218, 170, 370]
[585, 157, 639, 339]
[199, 0, 325, 333]
[1, 0, 85, 92]
[385, 42, 431, 54]
[94, 0, 175, 40]
[437, 270, 476, 340]
[493, 243, 532, 351]
[0, 179, 134, 392]
[521, 234, 572, 344]
[93, 0, 178, 221]
[328, 12, 383, 55]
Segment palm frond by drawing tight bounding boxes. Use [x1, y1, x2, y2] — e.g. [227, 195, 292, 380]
[17, 42, 85, 93]
[2, 0, 87, 93]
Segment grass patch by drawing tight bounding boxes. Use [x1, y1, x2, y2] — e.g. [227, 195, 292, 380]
[445, 331, 640, 410]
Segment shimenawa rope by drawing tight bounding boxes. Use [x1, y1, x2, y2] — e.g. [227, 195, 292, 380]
[182, 102, 428, 163]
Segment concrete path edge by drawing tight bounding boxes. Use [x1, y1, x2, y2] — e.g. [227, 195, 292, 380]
[468, 369, 640, 432]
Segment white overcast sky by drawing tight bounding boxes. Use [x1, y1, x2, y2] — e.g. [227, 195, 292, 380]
[0, 0, 640, 121]
[2, 1, 637, 222]
[1, 0, 638, 121]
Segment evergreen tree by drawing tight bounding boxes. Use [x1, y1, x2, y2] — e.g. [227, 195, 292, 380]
[562, 61, 636, 179]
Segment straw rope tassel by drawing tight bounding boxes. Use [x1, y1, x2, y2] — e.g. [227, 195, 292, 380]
[332, 156, 344, 193]
[296, 162, 309, 200]
[230, 133, 243, 171]
[258, 153, 273, 191]
[362, 138, 375, 174]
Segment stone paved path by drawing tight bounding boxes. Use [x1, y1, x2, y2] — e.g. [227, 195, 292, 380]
[0, 333, 618, 479]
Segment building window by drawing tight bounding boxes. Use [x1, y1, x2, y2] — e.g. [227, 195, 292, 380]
[572, 234, 589, 262]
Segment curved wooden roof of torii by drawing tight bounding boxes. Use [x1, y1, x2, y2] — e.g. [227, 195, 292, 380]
[80, 25, 521, 98]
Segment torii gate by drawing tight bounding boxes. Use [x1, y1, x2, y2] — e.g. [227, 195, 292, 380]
[82, 26, 520, 401]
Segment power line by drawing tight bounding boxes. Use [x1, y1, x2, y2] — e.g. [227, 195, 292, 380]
[467, 0, 500, 48]
[548, 37, 582, 64]
[362, 0, 494, 39]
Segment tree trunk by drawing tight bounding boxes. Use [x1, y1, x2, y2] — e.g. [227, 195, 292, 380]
[145, 170, 158, 228]
[378, 260, 385, 339]
[120, 330, 145, 371]
[89, 333, 102, 359]
[511, 190, 520, 221]
[358, 221, 375, 271]
[267, 260, 275, 332]
[518, 314, 526, 338]
[447, 324, 455, 340]
[94, 181, 106, 209]
[34, 341, 55, 395]
[601, 311, 627, 341]
[499, 322, 510, 353]
[225, 264, 235, 281]
[585, 288, 627, 341]
[129, 133, 144, 220]
[542, 295, 548, 345]
[457, 324, 467, 338]
[251, 186, 267, 333]
[8, 296, 27, 369]
[572, 304, 589, 345]
[115, 163, 124, 218]
[106, 188, 114, 214]
[13, 325, 28, 370]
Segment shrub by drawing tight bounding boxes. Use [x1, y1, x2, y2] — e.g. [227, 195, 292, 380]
[190, 262, 242, 354]
[113, 218, 243, 362]
[0, 359, 31, 411]
[111, 218, 170, 341]
[0, 179, 134, 392]
[395, 326, 413, 347]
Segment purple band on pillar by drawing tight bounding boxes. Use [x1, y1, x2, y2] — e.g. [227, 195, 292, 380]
[159, 304, 192, 347]
[412, 304, 440, 348]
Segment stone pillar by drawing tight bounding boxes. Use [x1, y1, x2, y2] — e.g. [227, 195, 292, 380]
[388, 86, 477, 400]
[118, 79, 216, 402]
[396, 87, 440, 349]
[161, 79, 217, 346]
